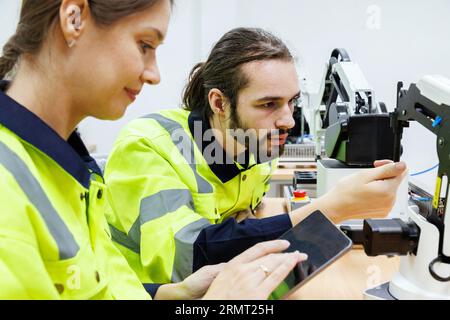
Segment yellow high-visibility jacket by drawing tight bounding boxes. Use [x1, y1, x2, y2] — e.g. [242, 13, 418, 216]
[105, 109, 292, 284]
[0, 82, 149, 300]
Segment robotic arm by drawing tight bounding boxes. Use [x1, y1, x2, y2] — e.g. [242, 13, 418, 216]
[321, 49, 384, 127]
[316, 49, 394, 166]
[394, 75, 450, 264]
[342, 75, 450, 299]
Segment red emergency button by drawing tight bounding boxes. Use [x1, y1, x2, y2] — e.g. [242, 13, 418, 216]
[293, 190, 307, 198]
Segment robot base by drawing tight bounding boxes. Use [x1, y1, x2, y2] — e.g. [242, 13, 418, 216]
[364, 282, 396, 300]
[365, 205, 450, 300]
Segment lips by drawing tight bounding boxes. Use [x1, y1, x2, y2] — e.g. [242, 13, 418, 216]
[124, 88, 140, 102]
[270, 133, 289, 146]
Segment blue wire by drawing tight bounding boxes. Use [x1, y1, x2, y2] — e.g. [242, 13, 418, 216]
[412, 196, 432, 202]
[410, 164, 439, 177]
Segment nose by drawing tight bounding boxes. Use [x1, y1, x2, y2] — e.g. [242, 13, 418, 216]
[275, 103, 296, 130]
[141, 60, 161, 85]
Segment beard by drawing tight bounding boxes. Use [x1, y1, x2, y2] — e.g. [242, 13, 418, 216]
[228, 108, 287, 162]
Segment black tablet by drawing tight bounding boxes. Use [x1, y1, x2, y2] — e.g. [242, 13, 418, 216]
[272, 210, 353, 299]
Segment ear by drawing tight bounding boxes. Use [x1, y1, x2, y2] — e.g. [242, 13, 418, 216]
[208, 88, 229, 116]
[59, 0, 89, 48]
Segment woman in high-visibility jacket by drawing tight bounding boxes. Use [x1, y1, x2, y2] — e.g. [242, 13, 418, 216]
[104, 27, 408, 285]
[0, 0, 308, 300]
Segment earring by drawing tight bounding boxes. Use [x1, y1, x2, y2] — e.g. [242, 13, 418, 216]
[67, 40, 76, 48]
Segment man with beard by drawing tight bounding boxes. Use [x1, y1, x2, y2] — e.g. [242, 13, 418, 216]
[104, 27, 407, 286]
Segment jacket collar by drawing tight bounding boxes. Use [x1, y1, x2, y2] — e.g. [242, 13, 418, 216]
[188, 110, 258, 183]
[0, 81, 101, 188]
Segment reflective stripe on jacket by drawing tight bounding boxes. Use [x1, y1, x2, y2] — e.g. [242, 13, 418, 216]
[105, 109, 291, 284]
[0, 85, 149, 300]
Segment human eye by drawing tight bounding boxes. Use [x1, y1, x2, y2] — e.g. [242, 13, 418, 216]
[289, 95, 302, 108]
[139, 41, 155, 54]
[261, 101, 276, 108]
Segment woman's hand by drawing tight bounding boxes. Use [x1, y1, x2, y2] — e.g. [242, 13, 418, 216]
[232, 208, 258, 223]
[203, 240, 307, 300]
[154, 263, 226, 300]
[178, 263, 227, 299]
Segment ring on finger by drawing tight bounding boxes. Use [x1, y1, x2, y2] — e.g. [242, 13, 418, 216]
[259, 264, 270, 276]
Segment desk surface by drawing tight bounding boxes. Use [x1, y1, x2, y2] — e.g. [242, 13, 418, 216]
[272, 162, 316, 181]
[255, 198, 400, 300]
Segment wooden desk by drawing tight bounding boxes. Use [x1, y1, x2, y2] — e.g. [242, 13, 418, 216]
[256, 198, 400, 300]
[269, 162, 316, 197]
[271, 162, 316, 181]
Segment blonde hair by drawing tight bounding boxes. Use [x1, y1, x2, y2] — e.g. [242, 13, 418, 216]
[0, 0, 173, 79]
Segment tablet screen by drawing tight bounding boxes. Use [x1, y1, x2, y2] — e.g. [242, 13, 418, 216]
[271, 210, 353, 299]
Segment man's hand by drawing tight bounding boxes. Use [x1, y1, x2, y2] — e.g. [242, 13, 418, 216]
[289, 160, 408, 225]
[320, 160, 408, 221]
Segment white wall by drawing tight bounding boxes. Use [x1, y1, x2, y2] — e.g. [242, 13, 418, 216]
[197, 0, 450, 190]
[1, 0, 449, 190]
[78, 0, 202, 154]
[0, 1, 20, 45]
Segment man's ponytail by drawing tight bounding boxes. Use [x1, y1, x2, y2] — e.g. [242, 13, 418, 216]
[182, 62, 209, 115]
[180, 28, 293, 120]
